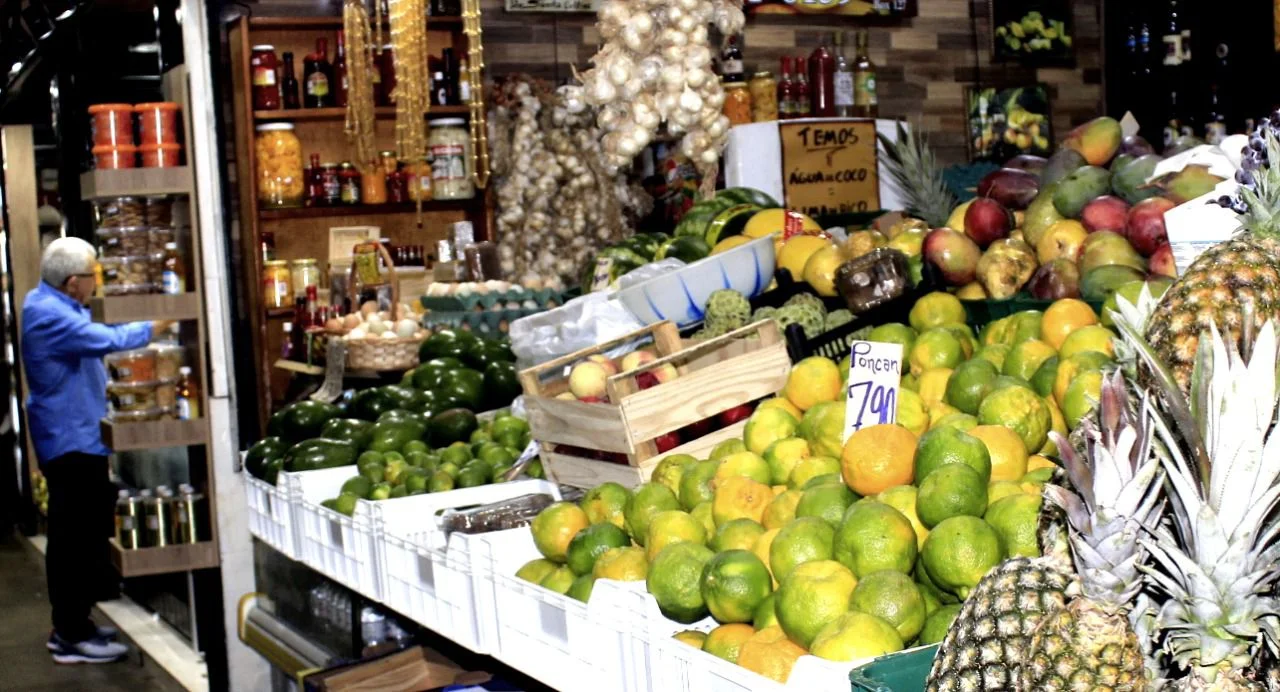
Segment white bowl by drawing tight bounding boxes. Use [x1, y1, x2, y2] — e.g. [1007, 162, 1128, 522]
[616, 235, 776, 327]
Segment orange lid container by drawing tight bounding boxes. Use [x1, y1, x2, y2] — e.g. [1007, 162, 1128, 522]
[92, 145, 137, 170]
[135, 102, 180, 145]
[88, 103, 135, 147]
[139, 143, 182, 168]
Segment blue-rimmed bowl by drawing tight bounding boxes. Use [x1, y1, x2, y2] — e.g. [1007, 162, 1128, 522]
[616, 235, 776, 327]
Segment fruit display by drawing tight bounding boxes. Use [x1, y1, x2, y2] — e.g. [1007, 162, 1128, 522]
[918, 116, 1225, 302]
[318, 412, 541, 517]
[244, 328, 521, 485]
[993, 11, 1072, 59]
[511, 289, 1123, 684]
[693, 288, 854, 342]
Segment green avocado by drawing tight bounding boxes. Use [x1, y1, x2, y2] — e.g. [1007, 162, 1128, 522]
[320, 418, 375, 450]
[483, 361, 522, 411]
[368, 420, 426, 454]
[439, 368, 484, 410]
[349, 388, 399, 422]
[245, 436, 288, 482]
[262, 457, 285, 485]
[283, 438, 358, 473]
[419, 330, 468, 362]
[277, 400, 341, 443]
[429, 408, 479, 447]
[380, 385, 425, 411]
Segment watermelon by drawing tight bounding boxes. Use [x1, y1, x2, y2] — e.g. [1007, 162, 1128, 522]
[718, 187, 780, 208]
[655, 235, 711, 264]
[673, 197, 737, 238]
[703, 204, 762, 246]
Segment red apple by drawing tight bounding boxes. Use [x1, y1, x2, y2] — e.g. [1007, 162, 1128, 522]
[1125, 197, 1176, 257]
[923, 227, 982, 286]
[977, 168, 1041, 210]
[578, 395, 606, 404]
[681, 418, 717, 441]
[963, 198, 1013, 248]
[636, 372, 660, 390]
[717, 403, 755, 427]
[654, 432, 681, 453]
[1148, 243, 1177, 278]
[1080, 195, 1130, 233]
[602, 452, 628, 464]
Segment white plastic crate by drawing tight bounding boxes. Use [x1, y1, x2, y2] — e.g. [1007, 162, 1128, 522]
[479, 529, 623, 692]
[244, 473, 298, 559]
[372, 480, 560, 634]
[285, 465, 381, 600]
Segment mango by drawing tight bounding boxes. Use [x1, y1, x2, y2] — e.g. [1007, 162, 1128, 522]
[1052, 166, 1112, 219]
[1079, 231, 1145, 274]
[1062, 116, 1123, 166]
[977, 168, 1041, 211]
[1149, 165, 1225, 204]
[1081, 265, 1146, 303]
[1022, 186, 1063, 249]
[1040, 149, 1087, 187]
[1111, 154, 1162, 205]
[976, 239, 1037, 300]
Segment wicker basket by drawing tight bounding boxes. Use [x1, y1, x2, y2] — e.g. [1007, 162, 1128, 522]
[318, 243, 424, 372]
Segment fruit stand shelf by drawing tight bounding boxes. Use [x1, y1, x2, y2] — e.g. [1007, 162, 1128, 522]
[109, 538, 219, 577]
[100, 417, 209, 451]
[253, 105, 468, 122]
[89, 293, 203, 323]
[259, 199, 476, 221]
[79, 167, 192, 199]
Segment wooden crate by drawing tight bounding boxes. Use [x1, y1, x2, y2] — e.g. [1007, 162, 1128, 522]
[519, 320, 791, 488]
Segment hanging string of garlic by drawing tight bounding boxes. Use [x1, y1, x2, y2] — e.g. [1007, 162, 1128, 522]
[343, 0, 377, 167]
[491, 75, 649, 290]
[579, 0, 745, 187]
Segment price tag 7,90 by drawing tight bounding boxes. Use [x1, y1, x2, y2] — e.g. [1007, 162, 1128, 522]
[843, 340, 903, 441]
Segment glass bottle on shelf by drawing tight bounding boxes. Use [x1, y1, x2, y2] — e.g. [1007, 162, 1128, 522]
[833, 31, 853, 118]
[808, 36, 835, 118]
[852, 30, 878, 118]
[793, 57, 811, 118]
[458, 59, 471, 104]
[260, 231, 276, 265]
[720, 35, 745, 83]
[161, 242, 186, 295]
[778, 56, 795, 119]
[250, 45, 280, 110]
[281, 51, 300, 110]
[334, 31, 349, 108]
[281, 322, 295, 360]
[303, 38, 333, 108]
[176, 367, 200, 420]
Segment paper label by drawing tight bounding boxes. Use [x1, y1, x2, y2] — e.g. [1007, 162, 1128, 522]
[779, 119, 880, 218]
[843, 340, 903, 440]
[590, 256, 614, 292]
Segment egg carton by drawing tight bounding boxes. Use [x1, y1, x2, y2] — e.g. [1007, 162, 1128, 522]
[419, 287, 568, 313]
[421, 308, 540, 335]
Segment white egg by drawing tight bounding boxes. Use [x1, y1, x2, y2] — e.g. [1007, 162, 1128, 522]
[360, 300, 379, 316]
[394, 319, 418, 337]
[366, 315, 385, 333]
[380, 330, 398, 339]
[347, 326, 368, 340]
[342, 313, 363, 330]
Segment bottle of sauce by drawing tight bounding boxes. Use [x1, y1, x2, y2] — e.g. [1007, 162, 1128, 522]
[339, 162, 362, 205]
[176, 367, 200, 421]
[334, 31, 349, 108]
[362, 162, 387, 204]
[833, 31, 854, 118]
[808, 35, 835, 117]
[853, 30, 878, 118]
[778, 56, 796, 119]
[793, 57, 811, 118]
[458, 59, 471, 104]
[720, 35, 745, 83]
[303, 38, 333, 108]
[161, 242, 186, 294]
[281, 52, 301, 109]
[305, 153, 323, 205]
[250, 46, 280, 110]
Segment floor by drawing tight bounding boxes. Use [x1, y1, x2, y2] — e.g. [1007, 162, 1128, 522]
[0, 535, 187, 692]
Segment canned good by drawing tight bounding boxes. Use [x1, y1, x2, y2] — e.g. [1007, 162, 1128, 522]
[145, 487, 175, 547]
[722, 82, 753, 126]
[263, 260, 291, 309]
[173, 484, 205, 544]
[290, 258, 320, 298]
[749, 71, 779, 122]
[115, 490, 143, 550]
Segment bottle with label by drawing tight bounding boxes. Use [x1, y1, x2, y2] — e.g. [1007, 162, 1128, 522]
[793, 57, 811, 118]
[145, 487, 174, 548]
[457, 58, 471, 103]
[115, 489, 142, 550]
[334, 31, 349, 107]
[281, 51, 300, 109]
[777, 56, 796, 119]
[721, 35, 745, 83]
[135, 489, 154, 547]
[833, 32, 853, 117]
[339, 162, 362, 204]
[1204, 42, 1231, 144]
[852, 30, 878, 118]
[1162, 0, 1183, 70]
[161, 242, 186, 295]
[176, 367, 200, 421]
[303, 38, 333, 108]
[250, 45, 280, 110]
[808, 35, 835, 118]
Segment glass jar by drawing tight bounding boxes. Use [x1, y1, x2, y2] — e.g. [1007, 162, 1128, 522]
[723, 82, 753, 126]
[407, 161, 433, 201]
[291, 258, 320, 298]
[339, 163, 362, 205]
[428, 118, 473, 200]
[748, 72, 778, 122]
[250, 45, 281, 110]
[263, 260, 291, 309]
[319, 163, 341, 205]
[362, 164, 387, 204]
[254, 123, 303, 208]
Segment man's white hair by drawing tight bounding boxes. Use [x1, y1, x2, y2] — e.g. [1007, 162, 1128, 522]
[41, 237, 97, 287]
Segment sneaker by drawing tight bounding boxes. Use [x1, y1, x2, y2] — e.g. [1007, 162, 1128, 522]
[49, 633, 128, 664]
[46, 626, 119, 651]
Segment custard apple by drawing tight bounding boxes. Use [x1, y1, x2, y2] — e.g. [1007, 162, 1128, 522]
[752, 306, 778, 323]
[784, 293, 827, 319]
[825, 309, 854, 331]
[704, 289, 751, 331]
[775, 304, 825, 339]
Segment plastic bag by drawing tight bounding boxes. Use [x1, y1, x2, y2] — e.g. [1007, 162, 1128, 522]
[509, 290, 645, 368]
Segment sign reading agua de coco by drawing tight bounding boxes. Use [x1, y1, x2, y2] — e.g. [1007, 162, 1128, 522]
[779, 120, 880, 218]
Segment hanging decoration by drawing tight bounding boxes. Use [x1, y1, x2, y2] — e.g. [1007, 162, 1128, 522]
[343, 0, 378, 167]
[462, 0, 491, 189]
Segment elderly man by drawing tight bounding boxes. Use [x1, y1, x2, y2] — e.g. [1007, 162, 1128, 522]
[21, 237, 172, 664]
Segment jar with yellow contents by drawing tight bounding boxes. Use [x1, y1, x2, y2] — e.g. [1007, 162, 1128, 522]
[722, 82, 753, 127]
[254, 123, 304, 208]
[748, 72, 778, 122]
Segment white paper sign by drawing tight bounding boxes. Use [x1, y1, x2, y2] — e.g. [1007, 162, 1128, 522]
[843, 340, 903, 441]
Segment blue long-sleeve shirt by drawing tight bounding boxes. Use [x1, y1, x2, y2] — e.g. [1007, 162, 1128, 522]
[21, 281, 152, 463]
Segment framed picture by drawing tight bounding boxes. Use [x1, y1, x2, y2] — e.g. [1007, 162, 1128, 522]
[966, 85, 1053, 162]
[990, 0, 1074, 65]
[504, 0, 597, 11]
[745, 0, 916, 18]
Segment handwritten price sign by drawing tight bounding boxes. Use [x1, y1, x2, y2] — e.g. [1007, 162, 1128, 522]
[843, 340, 903, 441]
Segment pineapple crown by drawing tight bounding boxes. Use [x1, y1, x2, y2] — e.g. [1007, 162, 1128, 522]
[876, 121, 957, 229]
[1045, 370, 1164, 611]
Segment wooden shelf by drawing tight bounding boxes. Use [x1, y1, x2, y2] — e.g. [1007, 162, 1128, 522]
[90, 292, 202, 323]
[259, 199, 476, 221]
[110, 538, 220, 577]
[101, 417, 210, 451]
[248, 16, 462, 30]
[265, 306, 294, 318]
[80, 167, 191, 199]
[253, 105, 469, 122]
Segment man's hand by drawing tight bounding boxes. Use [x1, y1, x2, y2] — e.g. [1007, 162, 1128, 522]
[151, 319, 177, 336]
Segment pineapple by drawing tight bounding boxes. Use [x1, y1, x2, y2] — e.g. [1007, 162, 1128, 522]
[1144, 132, 1280, 392]
[1120, 311, 1280, 689]
[926, 372, 1162, 690]
[877, 120, 957, 229]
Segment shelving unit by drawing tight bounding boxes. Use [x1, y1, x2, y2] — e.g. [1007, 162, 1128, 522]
[228, 13, 492, 434]
[85, 66, 221, 576]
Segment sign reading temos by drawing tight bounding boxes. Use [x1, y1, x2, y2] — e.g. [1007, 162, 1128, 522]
[843, 339, 902, 441]
[779, 119, 880, 219]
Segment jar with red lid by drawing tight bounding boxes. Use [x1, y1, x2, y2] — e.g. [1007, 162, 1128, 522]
[250, 45, 281, 110]
[89, 103, 135, 147]
[136, 102, 180, 145]
[139, 143, 181, 168]
[93, 145, 137, 170]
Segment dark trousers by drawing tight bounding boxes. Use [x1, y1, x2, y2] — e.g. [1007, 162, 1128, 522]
[44, 452, 117, 642]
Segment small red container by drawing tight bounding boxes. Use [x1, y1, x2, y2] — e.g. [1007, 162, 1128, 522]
[92, 145, 137, 169]
[135, 102, 180, 145]
[89, 103, 135, 147]
[139, 143, 181, 168]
